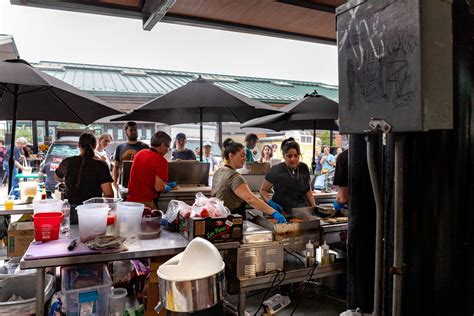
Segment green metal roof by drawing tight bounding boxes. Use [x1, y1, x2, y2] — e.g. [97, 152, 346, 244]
[34, 61, 339, 104]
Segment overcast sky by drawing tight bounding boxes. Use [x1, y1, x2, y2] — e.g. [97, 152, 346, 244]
[0, 1, 338, 85]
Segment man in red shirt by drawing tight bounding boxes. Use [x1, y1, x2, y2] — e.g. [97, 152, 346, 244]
[127, 131, 175, 208]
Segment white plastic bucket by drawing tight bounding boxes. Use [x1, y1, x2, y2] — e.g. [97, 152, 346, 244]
[33, 199, 63, 214]
[116, 202, 144, 237]
[76, 203, 109, 242]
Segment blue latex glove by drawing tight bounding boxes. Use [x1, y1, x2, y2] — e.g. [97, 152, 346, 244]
[165, 185, 172, 192]
[168, 181, 177, 188]
[333, 200, 346, 212]
[267, 199, 283, 212]
[272, 211, 287, 224]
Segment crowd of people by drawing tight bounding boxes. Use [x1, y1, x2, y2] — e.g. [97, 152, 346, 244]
[1, 121, 346, 223]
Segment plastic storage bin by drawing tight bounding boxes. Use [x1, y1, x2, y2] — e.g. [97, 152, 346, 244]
[116, 202, 144, 237]
[76, 203, 109, 242]
[61, 264, 112, 316]
[33, 199, 63, 214]
[83, 197, 122, 211]
[32, 212, 63, 241]
[0, 273, 55, 315]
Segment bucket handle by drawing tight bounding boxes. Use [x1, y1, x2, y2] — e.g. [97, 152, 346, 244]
[154, 301, 164, 313]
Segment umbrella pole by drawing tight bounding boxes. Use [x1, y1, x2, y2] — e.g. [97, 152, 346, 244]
[199, 107, 203, 162]
[311, 120, 316, 173]
[8, 84, 18, 196]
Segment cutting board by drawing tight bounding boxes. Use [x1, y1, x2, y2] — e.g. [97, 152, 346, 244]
[24, 239, 99, 260]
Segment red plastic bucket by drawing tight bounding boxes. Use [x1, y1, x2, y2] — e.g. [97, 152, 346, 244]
[33, 212, 63, 241]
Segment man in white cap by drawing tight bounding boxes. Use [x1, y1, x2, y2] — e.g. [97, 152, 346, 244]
[202, 141, 218, 174]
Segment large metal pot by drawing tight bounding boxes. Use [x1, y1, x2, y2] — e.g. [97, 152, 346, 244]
[155, 269, 226, 313]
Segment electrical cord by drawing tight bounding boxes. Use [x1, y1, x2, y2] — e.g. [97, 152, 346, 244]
[253, 269, 286, 316]
[290, 261, 318, 315]
[284, 248, 306, 267]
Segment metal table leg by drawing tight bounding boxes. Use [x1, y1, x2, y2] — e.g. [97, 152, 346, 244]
[36, 267, 45, 316]
[238, 291, 246, 316]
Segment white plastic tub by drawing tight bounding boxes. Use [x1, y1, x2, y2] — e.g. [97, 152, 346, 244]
[32, 199, 63, 214]
[76, 203, 109, 242]
[116, 202, 144, 237]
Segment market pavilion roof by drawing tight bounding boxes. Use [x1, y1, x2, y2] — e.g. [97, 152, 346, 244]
[34, 61, 338, 105]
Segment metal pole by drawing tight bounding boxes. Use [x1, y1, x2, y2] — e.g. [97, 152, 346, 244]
[32, 120, 38, 153]
[8, 84, 18, 195]
[366, 134, 383, 316]
[44, 120, 49, 137]
[35, 267, 45, 315]
[329, 130, 334, 147]
[199, 107, 203, 162]
[311, 120, 316, 172]
[393, 136, 405, 316]
[217, 121, 223, 148]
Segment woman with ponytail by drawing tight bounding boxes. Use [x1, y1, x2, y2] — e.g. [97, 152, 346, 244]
[55, 132, 114, 224]
[211, 138, 286, 223]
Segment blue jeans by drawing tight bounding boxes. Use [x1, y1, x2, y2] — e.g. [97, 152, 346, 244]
[5, 166, 19, 199]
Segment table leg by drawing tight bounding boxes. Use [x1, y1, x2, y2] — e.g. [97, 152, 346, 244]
[238, 291, 246, 316]
[36, 267, 45, 316]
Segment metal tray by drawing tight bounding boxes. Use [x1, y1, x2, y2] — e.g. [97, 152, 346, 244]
[242, 221, 273, 244]
[251, 211, 321, 252]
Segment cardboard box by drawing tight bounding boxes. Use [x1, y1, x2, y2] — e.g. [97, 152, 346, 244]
[178, 214, 243, 243]
[8, 221, 34, 257]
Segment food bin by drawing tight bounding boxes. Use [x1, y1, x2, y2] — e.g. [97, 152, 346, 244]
[32, 212, 63, 241]
[32, 199, 63, 214]
[116, 202, 144, 237]
[0, 273, 55, 315]
[83, 197, 122, 235]
[76, 203, 109, 242]
[61, 264, 112, 316]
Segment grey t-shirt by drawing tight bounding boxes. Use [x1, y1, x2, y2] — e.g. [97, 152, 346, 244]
[211, 166, 247, 212]
[114, 142, 149, 164]
[41, 162, 58, 192]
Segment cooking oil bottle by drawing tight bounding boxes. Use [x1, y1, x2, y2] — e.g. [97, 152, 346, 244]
[321, 241, 330, 265]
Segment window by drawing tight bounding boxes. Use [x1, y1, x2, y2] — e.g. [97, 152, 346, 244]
[138, 129, 143, 139]
[117, 129, 124, 141]
[146, 128, 152, 140]
[107, 128, 114, 138]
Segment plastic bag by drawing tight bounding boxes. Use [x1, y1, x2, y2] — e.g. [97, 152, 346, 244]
[191, 192, 230, 218]
[164, 200, 192, 222]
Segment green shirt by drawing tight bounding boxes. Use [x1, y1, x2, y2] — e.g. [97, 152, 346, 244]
[245, 147, 255, 162]
[211, 166, 247, 211]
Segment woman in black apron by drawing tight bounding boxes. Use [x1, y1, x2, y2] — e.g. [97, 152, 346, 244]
[260, 139, 316, 215]
[211, 139, 286, 223]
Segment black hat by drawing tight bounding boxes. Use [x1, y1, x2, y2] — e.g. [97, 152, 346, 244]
[176, 133, 186, 140]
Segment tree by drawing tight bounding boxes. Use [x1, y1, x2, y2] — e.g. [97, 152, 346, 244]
[318, 130, 331, 146]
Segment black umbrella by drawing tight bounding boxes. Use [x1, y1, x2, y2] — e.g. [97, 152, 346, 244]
[0, 59, 123, 194]
[112, 76, 282, 160]
[242, 90, 338, 170]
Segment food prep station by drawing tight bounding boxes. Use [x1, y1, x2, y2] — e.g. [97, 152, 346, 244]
[12, 161, 347, 315]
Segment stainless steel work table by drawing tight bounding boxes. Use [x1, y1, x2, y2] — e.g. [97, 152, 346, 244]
[0, 204, 34, 215]
[237, 260, 346, 315]
[20, 226, 239, 315]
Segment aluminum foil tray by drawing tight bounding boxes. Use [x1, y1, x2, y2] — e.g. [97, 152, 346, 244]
[242, 221, 274, 244]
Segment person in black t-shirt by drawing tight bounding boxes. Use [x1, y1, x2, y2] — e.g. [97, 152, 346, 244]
[260, 139, 316, 214]
[171, 133, 197, 161]
[55, 133, 114, 224]
[333, 149, 349, 211]
[112, 121, 149, 188]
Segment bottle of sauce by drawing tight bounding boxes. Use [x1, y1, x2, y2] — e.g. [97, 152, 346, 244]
[41, 187, 47, 200]
[305, 240, 316, 267]
[321, 241, 330, 265]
